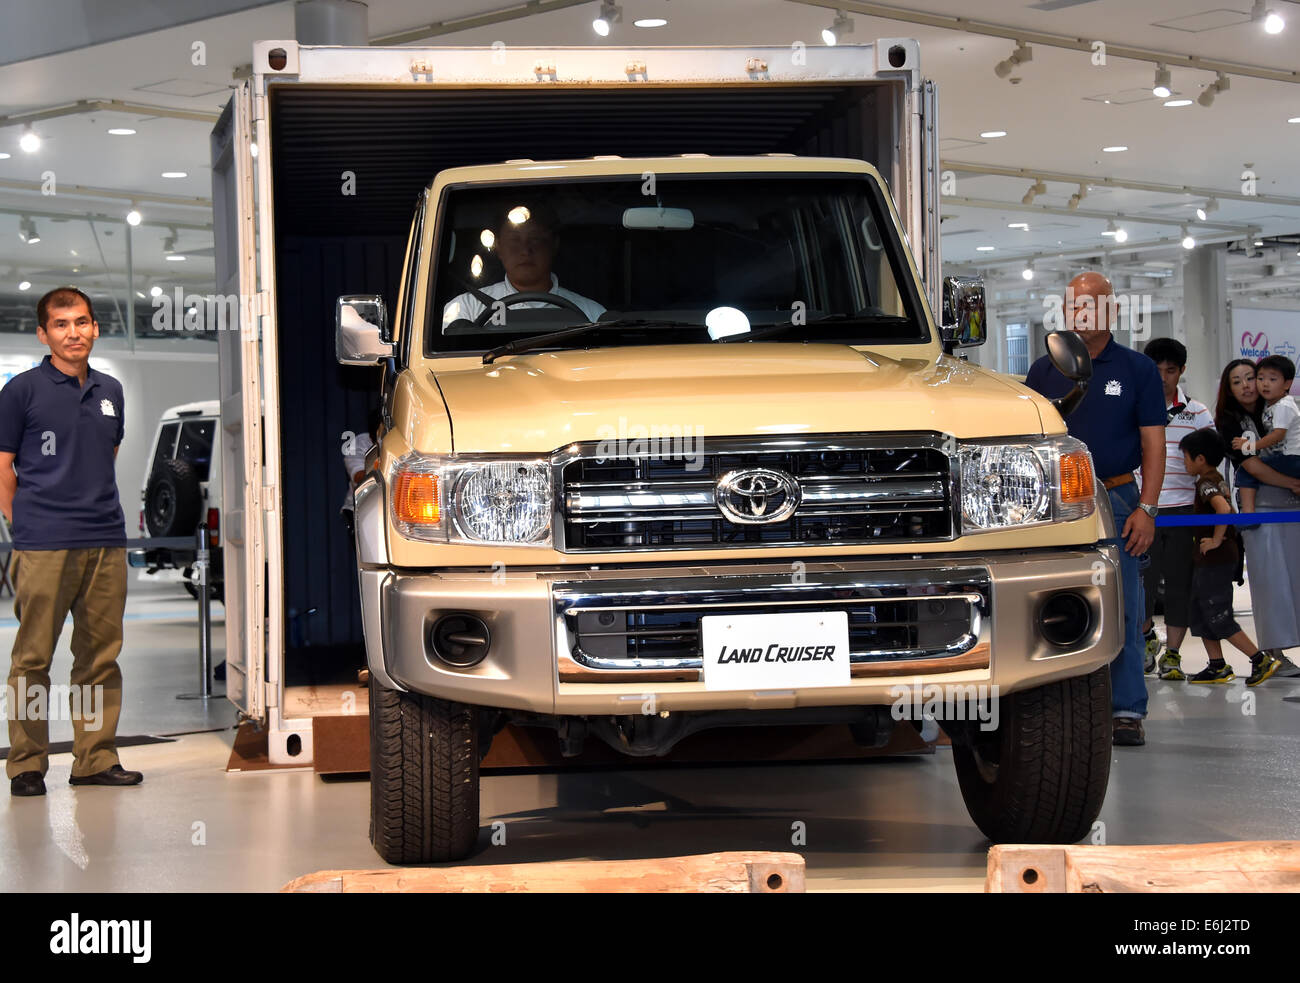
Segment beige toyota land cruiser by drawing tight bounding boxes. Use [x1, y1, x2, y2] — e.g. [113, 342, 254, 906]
[337, 155, 1120, 864]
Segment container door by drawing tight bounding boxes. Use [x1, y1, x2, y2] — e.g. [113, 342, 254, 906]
[210, 82, 265, 720]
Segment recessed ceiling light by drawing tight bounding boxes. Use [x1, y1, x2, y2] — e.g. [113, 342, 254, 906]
[1289, 116, 1300, 123]
[1164, 99, 1193, 107]
[18, 280, 31, 291]
[0, 152, 10, 159]
[633, 18, 667, 27]
[1102, 145, 1128, 152]
[160, 171, 188, 179]
[1008, 222, 1029, 230]
[980, 130, 1007, 138]
[976, 245, 996, 251]
[107, 128, 136, 136]
[165, 254, 187, 261]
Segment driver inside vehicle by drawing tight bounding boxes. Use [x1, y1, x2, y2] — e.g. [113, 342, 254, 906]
[441, 202, 605, 331]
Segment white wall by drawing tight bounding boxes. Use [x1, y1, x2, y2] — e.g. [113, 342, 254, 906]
[0, 336, 218, 537]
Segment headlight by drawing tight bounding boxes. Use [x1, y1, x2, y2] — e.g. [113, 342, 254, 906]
[959, 435, 1095, 534]
[391, 453, 552, 545]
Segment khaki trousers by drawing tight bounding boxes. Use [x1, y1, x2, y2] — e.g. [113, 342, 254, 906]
[5, 548, 126, 779]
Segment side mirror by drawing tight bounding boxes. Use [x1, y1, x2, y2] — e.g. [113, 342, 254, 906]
[336, 295, 392, 366]
[1045, 330, 1093, 416]
[940, 275, 986, 353]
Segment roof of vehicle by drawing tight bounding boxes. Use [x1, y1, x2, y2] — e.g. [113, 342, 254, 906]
[429, 154, 882, 190]
[160, 399, 220, 420]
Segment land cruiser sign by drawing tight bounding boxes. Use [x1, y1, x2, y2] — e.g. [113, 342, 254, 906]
[701, 611, 850, 691]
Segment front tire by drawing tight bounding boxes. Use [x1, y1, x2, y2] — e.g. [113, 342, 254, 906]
[369, 678, 480, 864]
[951, 666, 1111, 843]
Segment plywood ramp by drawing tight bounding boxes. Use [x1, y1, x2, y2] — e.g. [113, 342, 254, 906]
[987, 842, 1300, 893]
[282, 851, 804, 893]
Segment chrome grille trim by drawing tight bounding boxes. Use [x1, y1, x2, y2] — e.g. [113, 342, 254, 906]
[553, 567, 990, 671]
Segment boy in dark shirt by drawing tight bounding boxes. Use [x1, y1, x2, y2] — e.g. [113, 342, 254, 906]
[1178, 428, 1280, 686]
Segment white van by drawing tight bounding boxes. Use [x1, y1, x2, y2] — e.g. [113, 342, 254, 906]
[135, 400, 223, 602]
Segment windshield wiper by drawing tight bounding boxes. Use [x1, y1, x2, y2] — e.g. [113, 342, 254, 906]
[712, 312, 911, 344]
[481, 318, 697, 364]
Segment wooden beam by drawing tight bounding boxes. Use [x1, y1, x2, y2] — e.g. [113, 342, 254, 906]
[987, 841, 1300, 893]
[282, 851, 805, 893]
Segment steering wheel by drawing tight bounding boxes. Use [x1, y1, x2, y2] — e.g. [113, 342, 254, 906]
[471, 291, 590, 327]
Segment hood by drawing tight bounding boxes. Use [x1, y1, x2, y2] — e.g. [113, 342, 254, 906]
[429, 344, 1045, 453]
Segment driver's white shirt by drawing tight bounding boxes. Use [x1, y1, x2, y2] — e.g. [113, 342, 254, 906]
[442, 273, 605, 330]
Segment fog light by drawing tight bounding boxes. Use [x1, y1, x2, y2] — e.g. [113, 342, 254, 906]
[429, 614, 491, 667]
[1038, 592, 1091, 648]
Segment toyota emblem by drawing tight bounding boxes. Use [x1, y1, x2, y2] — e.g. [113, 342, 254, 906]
[715, 468, 801, 524]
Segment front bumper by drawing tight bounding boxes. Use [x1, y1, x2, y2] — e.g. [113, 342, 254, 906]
[360, 546, 1122, 715]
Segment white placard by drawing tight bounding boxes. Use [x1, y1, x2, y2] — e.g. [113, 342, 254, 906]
[701, 611, 850, 691]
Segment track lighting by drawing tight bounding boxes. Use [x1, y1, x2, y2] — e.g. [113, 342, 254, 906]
[1021, 179, 1047, 206]
[822, 11, 853, 46]
[994, 41, 1032, 79]
[19, 125, 40, 153]
[1067, 184, 1087, 210]
[1198, 72, 1230, 107]
[592, 0, 621, 37]
[18, 216, 40, 244]
[1152, 64, 1172, 98]
[1181, 226, 1196, 250]
[1252, 1, 1285, 33]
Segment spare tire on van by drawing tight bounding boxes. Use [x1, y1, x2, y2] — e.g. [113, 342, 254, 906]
[145, 458, 203, 537]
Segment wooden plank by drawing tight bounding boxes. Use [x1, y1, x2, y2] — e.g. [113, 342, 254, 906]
[282, 851, 805, 893]
[987, 842, 1300, 893]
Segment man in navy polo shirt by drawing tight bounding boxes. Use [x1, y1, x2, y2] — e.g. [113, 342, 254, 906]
[1025, 272, 1166, 747]
[0, 286, 143, 796]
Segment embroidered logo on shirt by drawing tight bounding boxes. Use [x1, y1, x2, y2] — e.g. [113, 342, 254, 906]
[1104, 379, 1123, 396]
[100, 398, 116, 417]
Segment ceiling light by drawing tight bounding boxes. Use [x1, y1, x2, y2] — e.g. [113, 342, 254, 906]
[1164, 99, 1193, 107]
[0, 152, 10, 159]
[126, 208, 142, 226]
[161, 171, 187, 179]
[976, 245, 996, 251]
[1021, 179, 1047, 205]
[592, 0, 621, 36]
[1255, 239, 1265, 246]
[1152, 64, 1172, 99]
[1009, 222, 1030, 230]
[18, 280, 31, 291]
[1021, 264, 1035, 281]
[107, 128, 136, 136]
[1181, 226, 1196, 250]
[1102, 145, 1127, 152]
[18, 216, 39, 244]
[980, 130, 1007, 138]
[19, 126, 40, 153]
[1067, 183, 1087, 210]
[150, 285, 162, 298]
[1253, 1, 1285, 32]
[994, 41, 1032, 79]
[633, 18, 667, 28]
[1290, 117, 1300, 123]
[1198, 72, 1230, 107]
[822, 10, 853, 46]
[1115, 227, 1129, 243]
[166, 254, 187, 261]
[480, 229, 495, 249]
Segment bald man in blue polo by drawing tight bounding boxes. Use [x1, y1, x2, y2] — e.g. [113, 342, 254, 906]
[1025, 272, 1166, 748]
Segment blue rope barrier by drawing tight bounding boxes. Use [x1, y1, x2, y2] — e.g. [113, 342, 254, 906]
[1155, 511, 1300, 527]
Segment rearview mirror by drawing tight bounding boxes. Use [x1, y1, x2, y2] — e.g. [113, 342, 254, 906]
[1046, 330, 1093, 416]
[940, 275, 986, 352]
[336, 295, 392, 366]
[622, 206, 694, 230]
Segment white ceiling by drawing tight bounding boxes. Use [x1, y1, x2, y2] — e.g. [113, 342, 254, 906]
[0, 0, 1297, 300]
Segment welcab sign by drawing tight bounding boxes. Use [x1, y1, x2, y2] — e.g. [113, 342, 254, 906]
[1236, 308, 1300, 395]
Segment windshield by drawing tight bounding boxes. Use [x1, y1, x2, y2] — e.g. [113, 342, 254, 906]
[426, 172, 928, 355]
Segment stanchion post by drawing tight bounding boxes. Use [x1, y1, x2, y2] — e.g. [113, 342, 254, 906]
[179, 524, 214, 700]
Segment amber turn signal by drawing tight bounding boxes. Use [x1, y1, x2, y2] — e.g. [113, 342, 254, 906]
[1059, 451, 1094, 503]
[393, 471, 440, 524]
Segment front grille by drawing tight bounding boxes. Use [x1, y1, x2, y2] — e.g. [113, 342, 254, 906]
[557, 434, 954, 552]
[555, 569, 988, 671]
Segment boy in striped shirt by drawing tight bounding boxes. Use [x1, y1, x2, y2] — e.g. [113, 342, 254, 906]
[1138, 338, 1213, 681]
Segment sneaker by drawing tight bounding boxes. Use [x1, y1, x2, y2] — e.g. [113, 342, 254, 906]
[1158, 650, 1185, 681]
[1143, 631, 1162, 674]
[1113, 717, 1145, 747]
[1274, 652, 1300, 678]
[1247, 652, 1282, 687]
[1189, 662, 1235, 684]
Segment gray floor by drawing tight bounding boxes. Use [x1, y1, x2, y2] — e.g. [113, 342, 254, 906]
[2, 577, 1298, 892]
